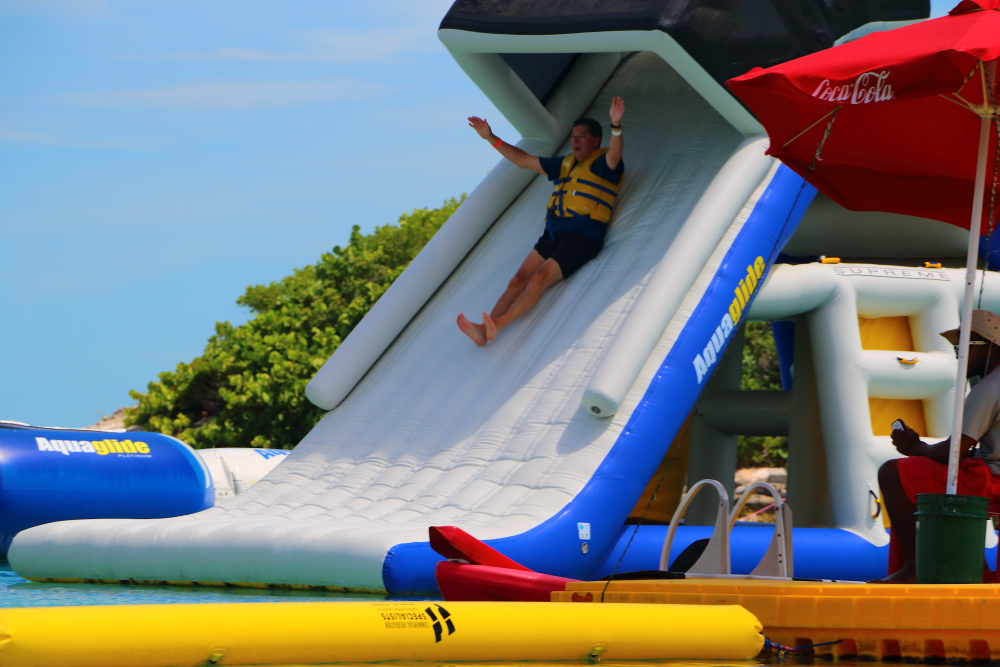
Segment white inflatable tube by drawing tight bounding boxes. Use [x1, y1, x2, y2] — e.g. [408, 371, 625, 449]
[834, 19, 925, 46]
[743, 264, 835, 321]
[306, 54, 620, 411]
[582, 137, 772, 417]
[439, 30, 762, 137]
[699, 389, 792, 436]
[446, 52, 561, 143]
[861, 350, 956, 399]
[749, 263, 1000, 543]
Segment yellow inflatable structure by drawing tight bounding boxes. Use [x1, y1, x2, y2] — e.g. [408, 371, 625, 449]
[0, 600, 762, 667]
[556, 579, 1000, 662]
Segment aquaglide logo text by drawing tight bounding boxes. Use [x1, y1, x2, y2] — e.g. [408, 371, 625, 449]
[693, 256, 765, 384]
[35, 437, 151, 456]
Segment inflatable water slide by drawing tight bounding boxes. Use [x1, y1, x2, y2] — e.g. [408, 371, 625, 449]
[10, 0, 939, 593]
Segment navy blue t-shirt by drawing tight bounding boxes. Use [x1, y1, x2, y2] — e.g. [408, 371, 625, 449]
[539, 153, 624, 239]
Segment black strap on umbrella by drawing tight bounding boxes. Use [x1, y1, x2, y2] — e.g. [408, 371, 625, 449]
[808, 107, 840, 172]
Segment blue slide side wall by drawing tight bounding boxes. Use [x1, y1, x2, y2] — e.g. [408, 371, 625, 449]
[382, 166, 817, 594]
[0, 425, 214, 556]
[596, 524, 998, 582]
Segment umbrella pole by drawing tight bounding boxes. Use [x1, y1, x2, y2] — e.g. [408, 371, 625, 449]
[946, 81, 996, 495]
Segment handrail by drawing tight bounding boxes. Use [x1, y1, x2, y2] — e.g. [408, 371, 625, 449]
[728, 481, 793, 579]
[660, 478, 794, 579]
[659, 479, 730, 574]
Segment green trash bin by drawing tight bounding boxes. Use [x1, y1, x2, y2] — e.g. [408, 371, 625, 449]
[915, 493, 989, 584]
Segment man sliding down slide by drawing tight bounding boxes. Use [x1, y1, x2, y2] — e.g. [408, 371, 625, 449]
[457, 97, 625, 346]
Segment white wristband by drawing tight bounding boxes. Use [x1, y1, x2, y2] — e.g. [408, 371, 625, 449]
[611, 129, 622, 136]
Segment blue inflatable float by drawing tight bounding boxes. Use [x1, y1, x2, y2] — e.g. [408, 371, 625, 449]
[0, 423, 213, 556]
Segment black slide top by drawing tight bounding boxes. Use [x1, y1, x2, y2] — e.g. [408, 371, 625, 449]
[441, 0, 929, 89]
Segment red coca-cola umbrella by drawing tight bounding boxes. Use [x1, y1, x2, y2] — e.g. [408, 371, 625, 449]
[727, 0, 1000, 494]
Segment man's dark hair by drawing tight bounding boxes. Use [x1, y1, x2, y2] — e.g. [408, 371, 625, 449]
[571, 117, 602, 142]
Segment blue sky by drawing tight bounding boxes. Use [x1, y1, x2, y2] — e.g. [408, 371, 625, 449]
[0, 0, 517, 427]
[1, 1, 955, 428]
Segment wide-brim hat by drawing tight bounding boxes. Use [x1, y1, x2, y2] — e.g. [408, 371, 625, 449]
[940, 310, 1000, 348]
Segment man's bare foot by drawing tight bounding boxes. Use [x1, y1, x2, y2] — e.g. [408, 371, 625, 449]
[483, 312, 498, 341]
[868, 567, 916, 584]
[457, 313, 487, 347]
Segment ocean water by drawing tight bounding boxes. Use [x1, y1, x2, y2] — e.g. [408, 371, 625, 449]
[0, 559, 394, 607]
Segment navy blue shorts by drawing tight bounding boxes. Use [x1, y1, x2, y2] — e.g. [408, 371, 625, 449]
[533, 231, 604, 278]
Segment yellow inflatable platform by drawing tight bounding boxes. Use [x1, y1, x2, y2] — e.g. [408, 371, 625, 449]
[555, 579, 1000, 662]
[0, 600, 762, 667]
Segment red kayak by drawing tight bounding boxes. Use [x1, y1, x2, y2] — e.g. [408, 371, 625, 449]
[430, 526, 577, 602]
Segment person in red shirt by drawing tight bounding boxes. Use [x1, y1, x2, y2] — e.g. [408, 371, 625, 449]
[875, 310, 1000, 583]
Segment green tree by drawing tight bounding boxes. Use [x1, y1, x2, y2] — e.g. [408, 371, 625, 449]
[738, 321, 788, 468]
[126, 196, 465, 449]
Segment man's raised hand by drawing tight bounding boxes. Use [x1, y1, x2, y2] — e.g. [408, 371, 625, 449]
[468, 116, 494, 141]
[469, 115, 543, 174]
[609, 97, 625, 125]
[605, 96, 625, 170]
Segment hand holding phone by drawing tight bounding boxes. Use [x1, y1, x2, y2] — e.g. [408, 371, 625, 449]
[889, 418, 923, 456]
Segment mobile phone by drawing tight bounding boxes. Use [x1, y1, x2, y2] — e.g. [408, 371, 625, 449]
[891, 419, 906, 431]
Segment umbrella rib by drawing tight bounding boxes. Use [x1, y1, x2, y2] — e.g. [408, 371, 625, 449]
[940, 63, 988, 116]
[946, 62, 997, 118]
[782, 107, 839, 150]
[940, 92, 979, 113]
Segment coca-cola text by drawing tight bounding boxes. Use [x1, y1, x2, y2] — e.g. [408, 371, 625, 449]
[811, 70, 894, 104]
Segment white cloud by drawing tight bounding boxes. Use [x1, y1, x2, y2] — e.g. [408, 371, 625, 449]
[0, 128, 142, 149]
[302, 27, 440, 60]
[59, 78, 387, 109]
[387, 0, 457, 27]
[171, 26, 440, 64]
[162, 0, 462, 65]
[172, 47, 310, 63]
[0, 129, 57, 143]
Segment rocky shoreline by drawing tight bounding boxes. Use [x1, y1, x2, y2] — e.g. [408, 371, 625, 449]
[85, 406, 130, 432]
[733, 467, 786, 521]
